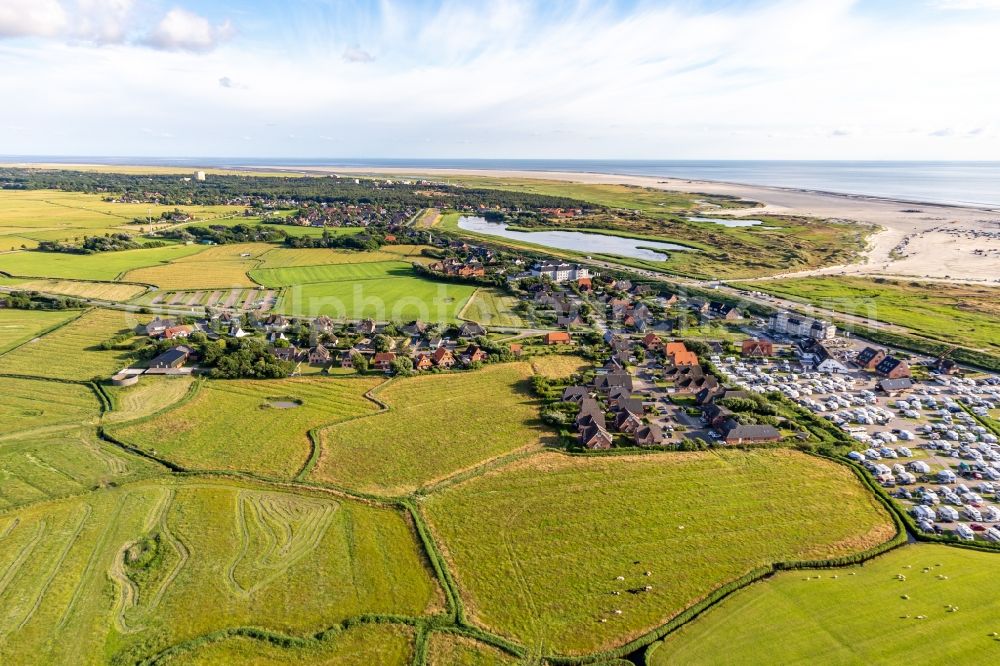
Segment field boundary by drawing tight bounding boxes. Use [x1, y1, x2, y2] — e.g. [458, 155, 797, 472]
[0, 308, 86, 360]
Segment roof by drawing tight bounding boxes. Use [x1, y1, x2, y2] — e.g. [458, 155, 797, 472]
[150, 348, 188, 367]
[879, 378, 914, 391]
[721, 419, 781, 440]
[856, 347, 884, 363]
[875, 356, 908, 374]
[671, 350, 699, 366]
[544, 331, 572, 343]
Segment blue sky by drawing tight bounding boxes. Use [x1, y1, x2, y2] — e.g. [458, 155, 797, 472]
[1, 0, 999, 159]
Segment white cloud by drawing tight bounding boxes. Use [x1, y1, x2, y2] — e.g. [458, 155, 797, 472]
[145, 8, 233, 52]
[342, 45, 374, 63]
[929, 1, 1000, 9]
[71, 0, 135, 44]
[0, 0, 67, 38]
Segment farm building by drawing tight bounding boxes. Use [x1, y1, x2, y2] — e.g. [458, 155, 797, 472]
[719, 419, 781, 445]
[149, 347, 191, 370]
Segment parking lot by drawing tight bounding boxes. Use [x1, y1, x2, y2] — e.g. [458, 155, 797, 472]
[712, 352, 1000, 543]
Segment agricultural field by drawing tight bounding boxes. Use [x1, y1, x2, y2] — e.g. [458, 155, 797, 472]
[649, 544, 1000, 665]
[460, 288, 529, 328]
[0, 307, 79, 354]
[0, 308, 137, 380]
[0, 189, 242, 244]
[0, 478, 439, 665]
[250, 259, 417, 286]
[311, 363, 547, 495]
[422, 449, 895, 655]
[745, 277, 1000, 352]
[0, 243, 205, 281]
[0, 277, 146, 301]
[255, 244, 430, 269]
[111, 376, 383, 477]
[103, 375, 196, 424]
[122, 243, 274, 290]
[167, 624, 415, 665]
[426, 632, 518, 666]
[0, 375, 99, 434]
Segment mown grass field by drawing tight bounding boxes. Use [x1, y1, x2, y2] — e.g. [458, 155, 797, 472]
[251, 260, 416, 286]
[0, 375, 98, 433]
[528, 354, 589, 379]
[649, 544, 1000, 665]
[745, 277, 1000, 352]
[112, 376, 383, 477]
[0, 308, 136, 380]
[167, 624, 415, 665]
[311, 363, 546, 495]
[0, 478, 439, 665]
[122, 242, 275, 289]
[0, 189, 242, 244]
[255, 244, 430, 269]
[422, 449, 895, 655]
[461, 288, 529, 328]
[427, 632, 517, 666]
[0, 277, 145, 301]
[0, 307, 79, 354]
[0, 243, 206, 281]
[103, 376, 196, 424]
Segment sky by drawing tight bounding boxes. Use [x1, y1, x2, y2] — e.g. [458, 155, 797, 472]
[1, 0, 999, 160]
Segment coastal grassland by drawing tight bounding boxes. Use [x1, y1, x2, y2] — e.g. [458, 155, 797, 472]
[0, 277, 145, 301]
[426, 632, 518, 666]
[0, 478, 439, 665]
[528, 354, 589, 379]
[250, 260, 417, 286]
[164, 624, 415, 665]
[111, 376, 383, 477]
[648, 544, 1000, 665]
[422, 449, 895, 655]
[0, 189, 242, 243]
[0, 375, 98, 434]
[0, 308, 79, 354]
[255, 244, 432, 269]
[744, 277, 1000, 352]
[122, 242, 275, 289]
[102, 376, 197, 424]
[311, 363, 546, 495]
[0, 308, 137, 380]
[0, 244, 205, 281]
[461, 288, 529, 327]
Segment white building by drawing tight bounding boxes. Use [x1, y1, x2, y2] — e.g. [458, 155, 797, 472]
[531, 262, 591, 283]
[195, 171, 206, 181]
[769, 311, 836, 340]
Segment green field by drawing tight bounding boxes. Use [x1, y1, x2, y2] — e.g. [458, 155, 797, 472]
[0, 308, 136, 380]
[256, 244, 430, 269]
[167, 624, 415, 665]
[103, 375, 197, 424]
[422, 449, 895, 655]
[0, 478, 439, 665]
[0, 277, 146, 301]
[122, 242, 275, 290]
[0, 308, 79, 354]
[112, 376, 384, 477]
[427, 632, 518, 665]
[649, 544, 1000, 665]
[251, 260, 417, 286]
[0, 244, 206, 281]
[745, 277, 1000, 351]
[460, 288, 529, 328]
[311, 363, 546, 495]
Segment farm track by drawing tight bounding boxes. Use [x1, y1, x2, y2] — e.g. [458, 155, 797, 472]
[0, 520, 46, 600]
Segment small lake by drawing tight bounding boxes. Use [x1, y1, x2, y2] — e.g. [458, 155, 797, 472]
[457, 216, 692, 261]
[687, 216, 763, 228]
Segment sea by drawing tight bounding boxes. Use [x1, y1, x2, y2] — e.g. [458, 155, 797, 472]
[5, 157, 1000, 209]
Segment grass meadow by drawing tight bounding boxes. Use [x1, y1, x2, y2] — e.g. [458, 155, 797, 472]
[0, 308, 137, 380]
[0, 479, 438, 665]
[122, 243, 274, 290]
[0, 308, 79, 354]
[311, 363, 547, 495]
[166, 624, 415, 665]
[649, 544, 1000, 665]
[426, 632, 518, 666]
[0, 277, 146, 301]
[103, 375, 197, 424]
[745, 277, 1000, 352]
[0, 244, 206, 281]
[461, 288, 529, 328]
[112, 376, 383, 477]
[422, 449, 895, 655]
[255, 244, 430, 269]
[528, 354, 590, 379]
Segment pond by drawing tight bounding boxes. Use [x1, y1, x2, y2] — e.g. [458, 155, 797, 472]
[264, 399, 302, 409]
[457, 216, 693, 262]
[687, 216, 763, 228]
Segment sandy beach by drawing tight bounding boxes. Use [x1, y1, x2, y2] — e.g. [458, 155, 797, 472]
[268, 165, 1000, 284]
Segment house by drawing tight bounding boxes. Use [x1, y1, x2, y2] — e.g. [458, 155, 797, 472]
[413, 353, 433, 371]
[642, 333, 664, 351]
[875, 356, 911, 379]
[613, 410, 644, 433]
[671, 350, 699, 367]
[709, 302, 742, 320]
[431, 347, 455, 368]
[936, 357, 960, 375]
[544, 331, 572, 345]
[606, 386, 631, 407]
[878, 377, 914, 396]
[594, 372, 633, 393]
[308, 345, 332, 365]
[531, 262, 591, 283]
[577, 276, 592, 291]
[339, 349, 358, 369]
[562, 386, 590, 403]
[688, 299, 710, 315]
[402, 320, 428, 337]
[264, 314, 289, 332]
[675, 373, 719, 394]
[509, 343, 523, 357]
[355, 319, 377, 335]
[149, 346, 190, 369]
[719, 419, 781, 445]
[557, 313, 586, 328]
[702, 403, 735, 428]
[311, 315, 336, 334]
[272, 346, 300, 362]
[575, 397, 606, 430]
[463, 344, 488, 363]
[459, 322, 486, 338]
[856, 347, 887, 370]
[741, 339, 773, 358]
[163, 325, 194, 340]
[615, 397, 644, 417]
[634, 424, 666, 446]
[579, 423, 613, 450]
[373, 352, 396, 371]
[143, 317, 175, 337]
[665, 341, 688, 357]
